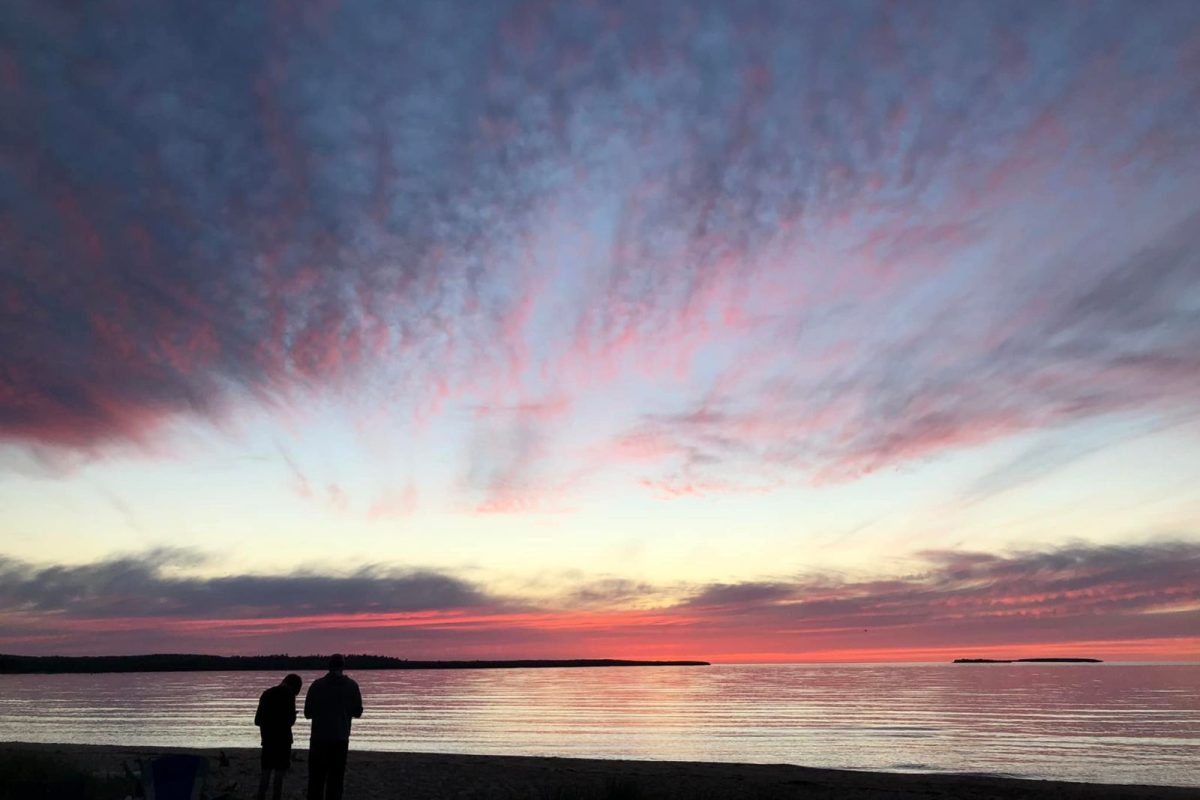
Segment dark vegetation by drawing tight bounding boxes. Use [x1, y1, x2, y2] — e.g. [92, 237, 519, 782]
[0, 653, 710, 674]
[950, 662, 1099, 666]
[0, 751, 127, 800]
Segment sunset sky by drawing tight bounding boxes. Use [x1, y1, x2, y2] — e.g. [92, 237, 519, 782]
[2, 1, 1199, 662]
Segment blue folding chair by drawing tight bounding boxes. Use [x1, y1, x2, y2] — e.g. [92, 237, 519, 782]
[140, 754, 207, 800]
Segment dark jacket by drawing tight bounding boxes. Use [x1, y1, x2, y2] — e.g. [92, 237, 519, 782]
[254, 683, 297, 745]
[304, 671, 363, 742]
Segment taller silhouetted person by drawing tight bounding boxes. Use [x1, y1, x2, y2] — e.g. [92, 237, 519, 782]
[254, 673, 302, 800]
[304, 654, 363, 800]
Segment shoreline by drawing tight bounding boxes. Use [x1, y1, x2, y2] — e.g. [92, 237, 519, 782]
[3, 742, 1195, 799]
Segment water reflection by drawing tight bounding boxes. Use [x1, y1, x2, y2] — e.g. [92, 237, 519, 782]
[0, 663, 1196, 786]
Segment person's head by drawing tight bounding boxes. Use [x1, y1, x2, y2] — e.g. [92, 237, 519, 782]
[329, 653, 345, 674]
[282, 673, 302, 695]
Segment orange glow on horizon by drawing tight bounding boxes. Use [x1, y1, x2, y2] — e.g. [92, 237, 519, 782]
[5, 606, 1196, 663]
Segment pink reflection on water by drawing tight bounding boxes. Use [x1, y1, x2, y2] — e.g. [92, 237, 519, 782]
[0, 663, 1196, 786]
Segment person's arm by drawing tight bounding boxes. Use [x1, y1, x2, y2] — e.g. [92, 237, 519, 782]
[303, 684, 315, 719]
[288, 697, 297, 727]
[352, 682, 363, 719]
[254, 691, 266, 727]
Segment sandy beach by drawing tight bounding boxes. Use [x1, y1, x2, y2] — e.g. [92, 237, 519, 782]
[2, 742, 1195, 800]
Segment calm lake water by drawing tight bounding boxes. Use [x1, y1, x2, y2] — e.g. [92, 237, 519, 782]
[1, 663, 1197, 787]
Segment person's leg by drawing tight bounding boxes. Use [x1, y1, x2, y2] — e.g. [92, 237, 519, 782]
[325, 741, 349, 800]
[270, 767, 285, 800]
[271, 745, 291, 800]
[258, 746, 272, 800]
[307, 742, 328, 800]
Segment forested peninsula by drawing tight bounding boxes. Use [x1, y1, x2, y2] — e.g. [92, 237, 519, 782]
[0, 654, 710, 674]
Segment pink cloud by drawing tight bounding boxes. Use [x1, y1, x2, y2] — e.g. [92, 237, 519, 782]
[3, 1, 1198, 516]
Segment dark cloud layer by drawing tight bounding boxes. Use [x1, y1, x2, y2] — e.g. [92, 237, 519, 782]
[0, 548, 489, 619]
[3, 1, 1198, 494]
[711, 541, 1200, 627]
[1, 2, 516, 445]
[1, 541, 1195, 657]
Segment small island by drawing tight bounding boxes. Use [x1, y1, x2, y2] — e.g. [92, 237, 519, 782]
[0, 654, 710, 674]
[953, 658, 1103, 664]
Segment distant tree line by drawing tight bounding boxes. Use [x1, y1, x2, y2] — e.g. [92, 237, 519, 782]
[0, 654, 710, 674]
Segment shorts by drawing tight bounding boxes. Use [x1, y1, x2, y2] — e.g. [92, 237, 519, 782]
[261, 740, 292, 771]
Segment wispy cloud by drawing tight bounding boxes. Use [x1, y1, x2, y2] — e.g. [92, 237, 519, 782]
[1, 1, 1198, 504]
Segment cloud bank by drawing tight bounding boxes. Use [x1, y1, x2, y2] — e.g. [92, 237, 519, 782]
[2, 541, 1196, 660]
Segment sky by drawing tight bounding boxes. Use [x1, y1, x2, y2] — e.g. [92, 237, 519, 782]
[2, 0, 1199, 662]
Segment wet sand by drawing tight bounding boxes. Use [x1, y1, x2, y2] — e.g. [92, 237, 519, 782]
[1, 741, 1195, 799]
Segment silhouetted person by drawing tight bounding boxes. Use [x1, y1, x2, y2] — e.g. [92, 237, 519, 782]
[254, 673, 302, 800]
[305, 654, 363, 800]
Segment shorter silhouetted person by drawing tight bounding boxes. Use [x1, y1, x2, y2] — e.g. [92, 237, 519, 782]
[255, 673, 302, 800]
[305, 654, 363, 800]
